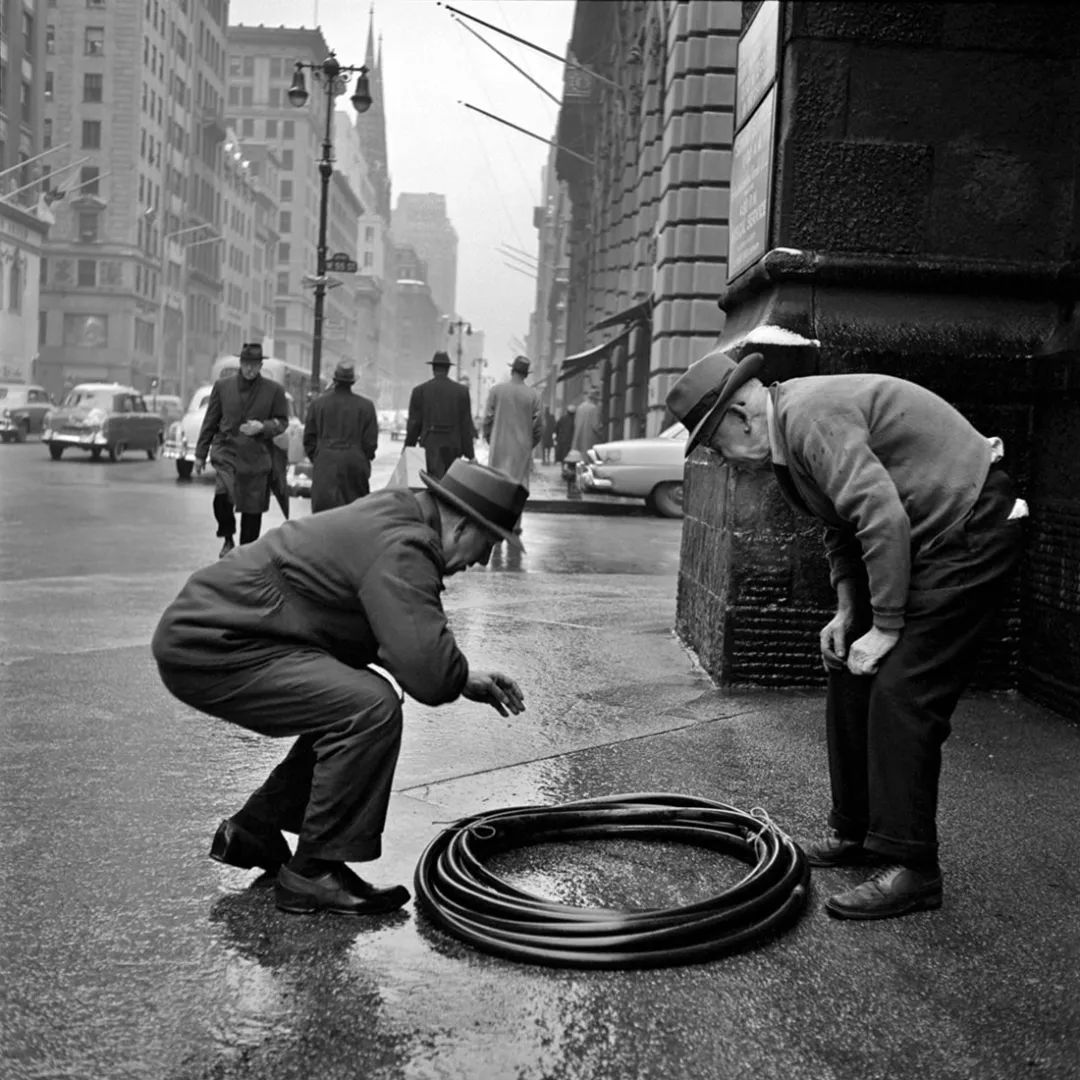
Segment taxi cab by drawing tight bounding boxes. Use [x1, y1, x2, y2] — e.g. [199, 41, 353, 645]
[42, 383, 164, 461]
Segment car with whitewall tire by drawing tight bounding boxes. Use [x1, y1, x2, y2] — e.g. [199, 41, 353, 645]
[575, 423, 688, 518]
[42, 384, 164, 461]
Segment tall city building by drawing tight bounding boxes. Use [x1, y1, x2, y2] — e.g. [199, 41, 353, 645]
[38, 0, 231, 398]
[226, 22, 367, 385]
[391, 192, 457, 320]
[0, 0, 49, 386]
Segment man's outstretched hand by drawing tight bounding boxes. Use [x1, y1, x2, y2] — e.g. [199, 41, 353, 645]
[463, 671, 525, 716]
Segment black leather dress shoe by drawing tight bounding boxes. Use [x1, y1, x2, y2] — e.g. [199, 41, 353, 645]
[218, 538, 236, 558]
[800, 830, 880, 868]
[825, 864, 943, 920]
[210, 818, 291, 874]
[275, 864, 411, 916]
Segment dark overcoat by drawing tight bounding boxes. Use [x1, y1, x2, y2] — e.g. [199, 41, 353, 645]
[303, 385, 379, 512]
[405, 374, 474, 479]
[195, 373, 290, 515]
[151, 489, 469, 704]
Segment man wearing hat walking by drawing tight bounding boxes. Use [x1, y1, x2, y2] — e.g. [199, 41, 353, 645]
[482, 355, 541, 491]
[666, 345, 1025, 921]
[152, 459, 529, 916]
[303, 362, 379, 512]
[405, 351, 475, 480]
[195, 343, 290, 557]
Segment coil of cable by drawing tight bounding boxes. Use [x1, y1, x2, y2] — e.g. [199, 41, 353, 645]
[414, 792, 810, 969]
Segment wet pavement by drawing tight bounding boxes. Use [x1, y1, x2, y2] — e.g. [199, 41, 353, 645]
[1, 436, 1079, 1080]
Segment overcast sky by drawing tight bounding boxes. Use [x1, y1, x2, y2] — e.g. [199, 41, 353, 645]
[229, 0, 577, 361]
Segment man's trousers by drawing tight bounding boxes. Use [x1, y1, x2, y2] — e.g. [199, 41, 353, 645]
[158, 648, 403, 862]
[826, 467, 1024, 865]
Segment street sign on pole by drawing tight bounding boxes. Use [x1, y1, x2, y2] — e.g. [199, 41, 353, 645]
[325, 252, 358, 273]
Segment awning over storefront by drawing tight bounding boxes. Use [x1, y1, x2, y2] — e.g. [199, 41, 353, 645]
[587, 297, 652, 334]
[557, 320, 639, 383]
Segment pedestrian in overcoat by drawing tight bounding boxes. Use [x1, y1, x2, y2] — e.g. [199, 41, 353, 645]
[540, 406, 556, 464]
[303, 361, 379, 512]
[405, 351, 475, 479]
[554, 403, 576, 463]
[195, 343, 289, 557]
[570, 386, 603, 458]
[667, 347, 1027, 921]
[152, 459, 529, 917]
[483, 355, 542, 489]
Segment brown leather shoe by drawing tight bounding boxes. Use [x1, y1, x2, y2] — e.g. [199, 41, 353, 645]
[275, 864, 410, 916]
[800, 830, 879, 868]
[210, 817, 291, 874]
[825, 864, 943, 921]
[218, 537, 235, 558]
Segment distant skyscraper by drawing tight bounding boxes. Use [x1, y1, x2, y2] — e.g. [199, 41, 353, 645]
[391, 193, 458, 320]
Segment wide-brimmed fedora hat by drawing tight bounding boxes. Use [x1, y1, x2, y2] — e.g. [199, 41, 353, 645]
[239, 342, 264, 363]
[666, 349, 769, 457]
[429, 351, 452, 367]
[510, 355, 530, 375]
[420, 459, 528, 550]
[332, 361, 355, 384]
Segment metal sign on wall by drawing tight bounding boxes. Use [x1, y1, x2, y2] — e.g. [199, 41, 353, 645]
[728, 0, 782, 283]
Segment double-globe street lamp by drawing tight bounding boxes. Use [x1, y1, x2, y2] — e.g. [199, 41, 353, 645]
[288, 52, 371, 389]
[447, 317, 472, 382]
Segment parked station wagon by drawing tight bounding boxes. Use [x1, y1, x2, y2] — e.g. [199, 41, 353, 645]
[43, 383, 165, 461]
[0, 383, 53, 442]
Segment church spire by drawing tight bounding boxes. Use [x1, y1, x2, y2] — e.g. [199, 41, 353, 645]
[357, 3, 392, 221]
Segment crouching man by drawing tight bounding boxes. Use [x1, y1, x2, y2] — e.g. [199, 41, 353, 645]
[152, 459, 528, 916]
[667, 350, 1025, 920]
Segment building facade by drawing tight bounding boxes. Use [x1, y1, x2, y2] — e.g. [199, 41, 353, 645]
[38, 0, 231, 399]
[0, 0, 49, 386]
[226, 23, 371, 388]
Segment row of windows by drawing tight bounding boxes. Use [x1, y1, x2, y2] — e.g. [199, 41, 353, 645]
[228, 56, 294, 80]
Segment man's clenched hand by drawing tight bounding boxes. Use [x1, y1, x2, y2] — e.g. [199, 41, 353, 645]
[846, 627, 900, 677]
[463, 671, 525, 716]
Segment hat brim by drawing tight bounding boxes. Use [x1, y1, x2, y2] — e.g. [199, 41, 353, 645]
[419, 470, 525, 551]
[684, 351, 769, 457]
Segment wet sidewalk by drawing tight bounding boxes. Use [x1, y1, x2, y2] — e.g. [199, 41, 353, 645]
[2, 449, 1079, 1080]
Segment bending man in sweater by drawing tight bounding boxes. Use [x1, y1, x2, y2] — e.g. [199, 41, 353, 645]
[152, 460, 528, 917]
[667, 350, 1025, 920]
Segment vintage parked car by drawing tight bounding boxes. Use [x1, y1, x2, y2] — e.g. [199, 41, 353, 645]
[0, 382, 53, 441]
[575, 423, 688, 518]
[42, 383, 164, 461]
[162, 383, 306, 480]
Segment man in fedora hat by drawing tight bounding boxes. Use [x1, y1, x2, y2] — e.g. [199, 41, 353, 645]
[405, 350, 475, 479]
[482, 354, 541, 492]
[303, 361, 379, 512]
[152, 459, 529, 917]
[195, 343, 290, 557]
[667, 345, 1025, 920]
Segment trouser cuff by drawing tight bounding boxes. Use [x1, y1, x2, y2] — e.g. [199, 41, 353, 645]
[864, 830, 939, 868]
[295, 835, 382, 863]
[828, 808, 867, 842]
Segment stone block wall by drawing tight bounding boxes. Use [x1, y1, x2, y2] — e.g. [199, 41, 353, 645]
[648, 0, 741, 434]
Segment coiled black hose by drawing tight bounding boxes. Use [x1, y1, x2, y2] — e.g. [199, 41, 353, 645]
[414, 792, 810, 969]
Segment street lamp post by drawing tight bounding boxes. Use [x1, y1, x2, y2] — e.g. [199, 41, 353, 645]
[447, 317, 472, 381]
[472, 354, 488, 420]
[288, 52, 371, 390]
